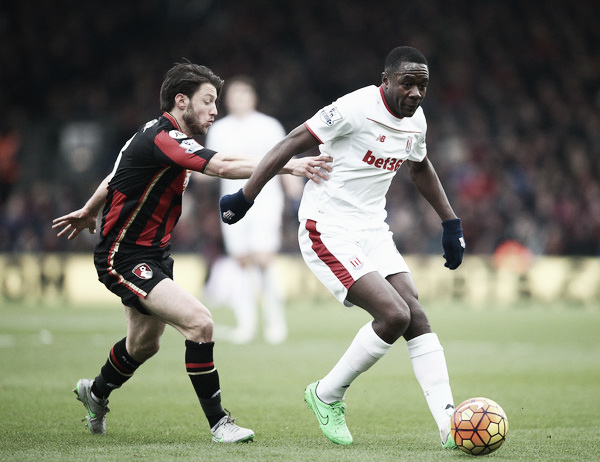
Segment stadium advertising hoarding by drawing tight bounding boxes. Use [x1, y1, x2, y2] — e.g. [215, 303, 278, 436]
[0, 253, 598, 307]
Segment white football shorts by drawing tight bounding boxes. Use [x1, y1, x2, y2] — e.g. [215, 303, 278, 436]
[298, 219, 410, 306]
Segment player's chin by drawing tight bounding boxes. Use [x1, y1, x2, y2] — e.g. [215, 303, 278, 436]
[401, 106, 418, 117]
[191, 125, 209, 136]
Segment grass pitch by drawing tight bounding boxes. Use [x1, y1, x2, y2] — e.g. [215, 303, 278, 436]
[0, 298, 598, 461]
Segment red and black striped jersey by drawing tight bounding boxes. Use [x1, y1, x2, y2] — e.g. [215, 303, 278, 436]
[96, 112, 216, 255]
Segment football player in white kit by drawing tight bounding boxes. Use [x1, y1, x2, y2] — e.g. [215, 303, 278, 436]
[220, 46, 465, 448]
[206, 76, 300, 344]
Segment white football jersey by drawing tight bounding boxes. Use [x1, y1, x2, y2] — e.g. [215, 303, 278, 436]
[298, 85, 428, 228]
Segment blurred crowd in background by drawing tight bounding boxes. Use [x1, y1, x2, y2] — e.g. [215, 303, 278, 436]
[1, 0, 599, 259]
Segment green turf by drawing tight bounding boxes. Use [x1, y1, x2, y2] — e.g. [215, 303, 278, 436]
[0, 298, 599, 461]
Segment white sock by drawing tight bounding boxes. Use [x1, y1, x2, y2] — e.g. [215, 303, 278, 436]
[318, 322, 392, 403]
[407, 333, 455, 442]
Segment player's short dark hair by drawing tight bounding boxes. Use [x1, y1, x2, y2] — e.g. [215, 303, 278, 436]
[384, 46, 428, 74]
[160, 61, 224, 112]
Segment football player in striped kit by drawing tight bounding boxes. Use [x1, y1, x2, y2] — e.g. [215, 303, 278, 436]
[53, 62, 331, 442]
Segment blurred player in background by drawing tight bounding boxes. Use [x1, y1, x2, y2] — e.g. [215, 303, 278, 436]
[52, 62, 331, 443]
[205, 76, 302, 345]
[220, 47, 465, 448]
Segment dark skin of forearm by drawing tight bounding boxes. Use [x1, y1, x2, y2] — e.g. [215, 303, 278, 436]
[242, 125, 319, 201]
[407, 157, 458, 222]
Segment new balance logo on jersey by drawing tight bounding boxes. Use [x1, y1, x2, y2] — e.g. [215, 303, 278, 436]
[362, 150, 403, 171]
[376, 134, 386, 142]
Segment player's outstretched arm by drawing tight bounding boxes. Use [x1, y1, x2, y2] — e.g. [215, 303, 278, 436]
[407, 158, 465, 269]
[220, 125, 323, 225]
[243, 125, 321, 201]
[204, 150, 330, 182]
[52, 174, 111, 240]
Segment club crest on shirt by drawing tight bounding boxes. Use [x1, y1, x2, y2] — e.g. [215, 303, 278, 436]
[320, 105, 343, 126]
[132, 263, 153, 280]
[349, 256, 363, 269]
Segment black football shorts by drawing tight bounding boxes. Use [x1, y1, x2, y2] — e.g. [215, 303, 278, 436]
[94, 249, 174, 315]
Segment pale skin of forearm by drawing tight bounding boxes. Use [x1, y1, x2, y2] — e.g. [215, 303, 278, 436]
[203, 150, 330, 181]
[52, 174, 112, 239]
[84, 174, 112, 216]
[407, 157, 458, 222]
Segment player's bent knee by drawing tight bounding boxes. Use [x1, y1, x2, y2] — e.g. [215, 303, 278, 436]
[184, 309, 214, 341]
[386, 307, 411, 332]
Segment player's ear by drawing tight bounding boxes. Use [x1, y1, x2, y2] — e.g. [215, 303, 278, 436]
[174, 93, 188, 110]
[381, 72, 391, 90]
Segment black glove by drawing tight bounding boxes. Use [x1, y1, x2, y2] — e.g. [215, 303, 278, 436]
[220, 188, 254, 224]
[441, 218, 465, 269]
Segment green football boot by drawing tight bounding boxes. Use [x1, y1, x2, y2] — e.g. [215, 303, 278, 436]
[304, 381, 353, 445]
[442, 431, 458, 449]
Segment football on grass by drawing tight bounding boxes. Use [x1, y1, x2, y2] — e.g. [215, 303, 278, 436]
[450, 397, 509, 456]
